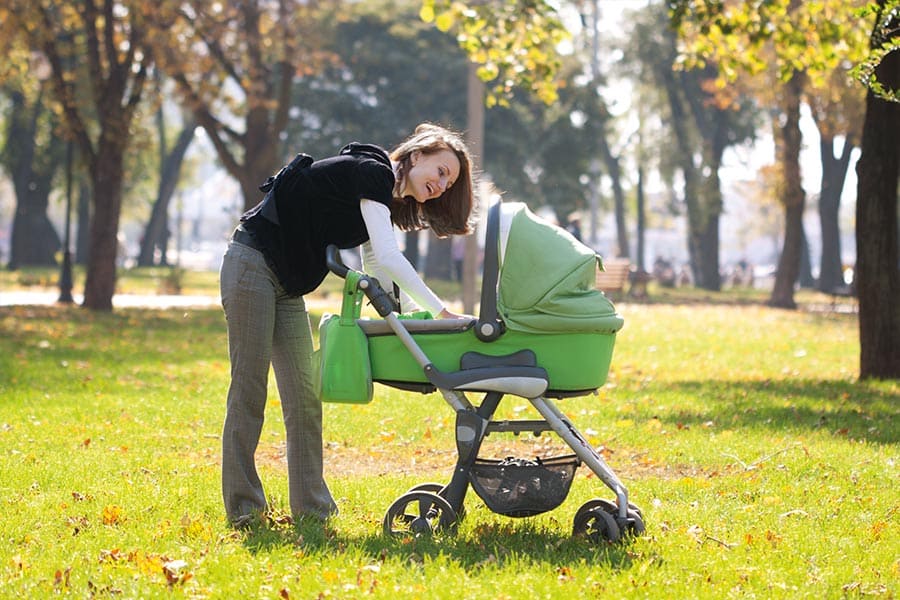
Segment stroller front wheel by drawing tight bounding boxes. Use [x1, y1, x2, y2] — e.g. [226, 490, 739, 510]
[383, 491, 459, 537]
[573, 498, 645, 542]
[573, 506, 621, 543]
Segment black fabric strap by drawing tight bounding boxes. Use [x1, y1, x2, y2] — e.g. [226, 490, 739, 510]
[475, 201, 504, 341]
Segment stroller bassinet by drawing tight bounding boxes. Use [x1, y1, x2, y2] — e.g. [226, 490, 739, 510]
[319, 201, 644, 543]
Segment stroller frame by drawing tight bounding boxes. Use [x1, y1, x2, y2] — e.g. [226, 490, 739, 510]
[324, 202, 644, 543]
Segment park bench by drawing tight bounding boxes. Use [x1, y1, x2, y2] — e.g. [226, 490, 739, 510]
[596, 258, 632, 300]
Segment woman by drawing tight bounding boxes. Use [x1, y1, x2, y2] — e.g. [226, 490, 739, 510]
[219, 123, 475, 528]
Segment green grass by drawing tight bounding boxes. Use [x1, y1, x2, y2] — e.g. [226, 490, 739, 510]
[0, 298, 896, 599]
[0, 266, 223, 296]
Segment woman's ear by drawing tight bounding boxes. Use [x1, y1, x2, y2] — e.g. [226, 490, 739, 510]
[410, 150, 420, 166]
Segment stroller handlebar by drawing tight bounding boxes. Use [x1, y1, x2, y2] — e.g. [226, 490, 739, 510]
[325, 244, 398, 316]
[325, 244, 350, 278]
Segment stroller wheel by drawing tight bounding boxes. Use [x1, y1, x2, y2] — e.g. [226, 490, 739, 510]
[574, 498, 645, 540]
[405, 482, 466, 521]
[406, 482, 444, 494]
[575, 498, 644, 520]
[575, 498, 617, 519]
[624, 509, 646, 536]
[573, 507, 621, 543]
[383, 491, 459, 537]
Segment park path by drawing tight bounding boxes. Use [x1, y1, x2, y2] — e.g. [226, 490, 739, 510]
[0, 290, 340, 311]
[0, 290, 221, 309]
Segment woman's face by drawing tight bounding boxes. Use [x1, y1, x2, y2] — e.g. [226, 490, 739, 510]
[402, 148, 460, 204]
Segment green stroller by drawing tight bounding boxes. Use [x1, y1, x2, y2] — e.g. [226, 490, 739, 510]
[318, 201, 644, 543]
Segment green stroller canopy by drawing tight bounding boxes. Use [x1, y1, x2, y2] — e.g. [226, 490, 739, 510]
[495, 203, 624, 335]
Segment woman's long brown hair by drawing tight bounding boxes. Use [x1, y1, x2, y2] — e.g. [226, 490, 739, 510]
[389, 123, 476, 237]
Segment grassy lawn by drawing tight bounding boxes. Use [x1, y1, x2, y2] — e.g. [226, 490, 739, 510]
[0, 288, 896, 598]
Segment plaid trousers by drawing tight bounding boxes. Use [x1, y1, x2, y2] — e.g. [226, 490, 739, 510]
[219, 238, 337, 522]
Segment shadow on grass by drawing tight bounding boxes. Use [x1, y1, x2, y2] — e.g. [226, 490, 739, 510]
[238, 515, 641, 570]
[637, 378, 899, 445]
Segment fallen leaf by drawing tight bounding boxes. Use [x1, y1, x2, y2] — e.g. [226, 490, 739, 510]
[163, 559, 189, 585]
[53, 567, 72, 590]
[101, 505, 123, 526]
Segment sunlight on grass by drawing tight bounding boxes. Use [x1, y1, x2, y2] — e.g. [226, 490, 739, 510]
[0, 302, 896, 598]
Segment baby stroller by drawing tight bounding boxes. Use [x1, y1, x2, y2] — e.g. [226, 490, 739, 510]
[318, 201, 644, 543]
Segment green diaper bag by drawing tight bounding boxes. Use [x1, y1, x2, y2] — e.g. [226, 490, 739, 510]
[314, 270, 373, 404]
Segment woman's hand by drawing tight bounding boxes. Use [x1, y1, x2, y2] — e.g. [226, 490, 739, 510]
[437, 307, 471, 320]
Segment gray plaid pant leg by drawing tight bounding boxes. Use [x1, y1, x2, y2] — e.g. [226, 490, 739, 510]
[220, 241, 276, 522]
[271, 294, 338, 519]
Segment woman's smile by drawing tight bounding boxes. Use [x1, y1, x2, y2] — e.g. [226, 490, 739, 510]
[405, 149, 460, 203]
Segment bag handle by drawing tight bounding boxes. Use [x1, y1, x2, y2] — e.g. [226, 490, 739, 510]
[340, 270, 364, 324]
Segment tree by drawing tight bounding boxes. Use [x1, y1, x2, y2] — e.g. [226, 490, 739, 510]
[6, 0, 154, 311]
[1, 83, 64, 269]
[282, 0, 470, 280]
[770, 67, 807, 307]
[673, 0, 899, 377]
[287, 1, 468, 151]
[855, 0, 899, 379]
[670, 0, 872, 306]
[151, 0, 334, 213]
[630, 3, 757, 290]
[0, 27, 65, 269]
[420, 0, 569, 297]
[807, 68, 865, 292]
[420, 0, 568, 108]
[137, 79, 196, 268]
[421, 0, 570, 288]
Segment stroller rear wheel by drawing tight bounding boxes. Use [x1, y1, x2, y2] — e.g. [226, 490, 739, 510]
[406, 482, 445, 494]
[383, 491, 459, 536]
[405, 482, 466, 520]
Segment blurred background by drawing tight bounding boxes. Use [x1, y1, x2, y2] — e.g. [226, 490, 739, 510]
[0, 0, 886, 307]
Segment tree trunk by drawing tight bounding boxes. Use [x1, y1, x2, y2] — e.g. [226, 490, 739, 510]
[9, 191, 60, 269]
[694, 209, 721, 290]
[660, 66, 701, 282]
[768, 72, 806, 309]
[464, 63, 485, 314]
[424, 234, 452, 280]
[403, 230, 420, 269]
[75, 179, 90, 265]
[195, 104, 280, 213]
[636, 165, 646, 272]
[691, 168, 722, 290]
[598, 136, 629, 258]
[817, 135, 854, 292]
[137, 121, 195, 267]
[856, 7, 900, 379]
[3, 90, 62, 268]
[799, 226, 815, 288]
[82, 143, 126, 311]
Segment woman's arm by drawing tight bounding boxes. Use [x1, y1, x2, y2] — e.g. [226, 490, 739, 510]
[359, 199, 445, 316]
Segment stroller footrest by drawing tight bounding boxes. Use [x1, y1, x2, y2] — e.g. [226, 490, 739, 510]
[486, 419, 554, 435]
[424, 364, 549, 398]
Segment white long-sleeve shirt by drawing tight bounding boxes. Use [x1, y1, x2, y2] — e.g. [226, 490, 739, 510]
[359, 199, 444, 316]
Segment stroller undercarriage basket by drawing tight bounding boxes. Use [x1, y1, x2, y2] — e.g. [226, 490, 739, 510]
[469, 455, 580, 517]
